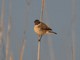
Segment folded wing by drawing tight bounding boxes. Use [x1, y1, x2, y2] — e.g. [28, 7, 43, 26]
[39, 22, 52, 30]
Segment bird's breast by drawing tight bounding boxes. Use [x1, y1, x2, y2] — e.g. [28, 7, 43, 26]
[34, 25, 46, 35]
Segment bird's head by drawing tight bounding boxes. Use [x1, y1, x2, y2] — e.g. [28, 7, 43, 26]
[34, 19, 40, 25]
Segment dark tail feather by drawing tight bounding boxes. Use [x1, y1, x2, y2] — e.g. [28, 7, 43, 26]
[52, 32, 57, 34]
[49, 30, 57, 34]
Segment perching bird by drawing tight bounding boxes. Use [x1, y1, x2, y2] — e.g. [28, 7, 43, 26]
[34, 19, 57, 41]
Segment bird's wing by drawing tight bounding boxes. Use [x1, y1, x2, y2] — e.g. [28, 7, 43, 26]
[39, 22, 52, 30]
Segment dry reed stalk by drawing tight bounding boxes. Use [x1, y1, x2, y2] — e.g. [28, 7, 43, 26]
[0, 0, 5, 44]
[71, 0, 76, 60]
[19, 32, 26, 60]
[6, 16, 11, 60]
[37, 0, 45, 60]
[37, 35, 42, 60]
[6, 0, 12, 59]
[71, 19, 76, 60]
[37, 39, 41, 60]
[0, 0, 5, 59]
[40, 0, 45, 21]
[9, 52, 14, 60]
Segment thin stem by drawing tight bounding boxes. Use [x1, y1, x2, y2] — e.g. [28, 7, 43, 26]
[19, 31, 26, 60]
[40, 0, 45, 21]
[6, 0, 12, 59]
[9, 52, 14, 60]
[0, 0, 5, 59]
[37, 35, 42, 60]
[71, 0, 76, 60]
[37, 40, 40, 60]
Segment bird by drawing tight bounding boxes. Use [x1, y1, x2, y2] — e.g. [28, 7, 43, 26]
[34, 19, 57, 41]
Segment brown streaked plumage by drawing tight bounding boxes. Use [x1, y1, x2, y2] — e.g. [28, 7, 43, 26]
[34, 19, 57, 36]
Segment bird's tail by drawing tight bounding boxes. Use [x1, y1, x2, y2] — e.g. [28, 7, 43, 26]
[52, 31, 57, 34]
[48, 30, 57, 34]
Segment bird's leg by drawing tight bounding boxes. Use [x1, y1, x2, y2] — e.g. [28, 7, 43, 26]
[40, 35, 42, 41]
[38, 35, 42, 41]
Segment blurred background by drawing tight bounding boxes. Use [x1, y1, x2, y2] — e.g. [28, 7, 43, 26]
[0, 0, 80, 60]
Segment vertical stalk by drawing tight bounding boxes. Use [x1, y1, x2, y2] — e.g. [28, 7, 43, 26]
[37, 40, 41, 60]
[19, 32, 26, 60]
[37, 0, 45, 60]
[0, 0, 5, 59]
[6, 0, 12, 60]
[71, 0, 76, 60]
[37, 35, 42, 60]
[9, 52, 14, 60]
[40, 0, 45, 21]
[0, 0, 5, 48]
[6, 17, 11, 60]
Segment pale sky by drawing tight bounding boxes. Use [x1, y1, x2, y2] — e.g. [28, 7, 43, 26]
[0, 0, 80, 60]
